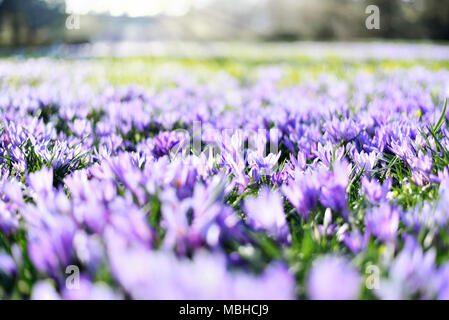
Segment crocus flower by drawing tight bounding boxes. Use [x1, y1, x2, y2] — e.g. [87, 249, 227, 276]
[343, 230, 369, 254]
[152, 131, 184, 159]
[244, 187, 288, 240]
[353, 150, 378, 173]
[27, 214, 77, 277]
[377, 237, 437, 299]
[31, 281, 61, 300]
[362, 177, 391, 204]
[0, 201, 19, 234]
[0, 252, 16, 277]
[27, 167, 54, 200]
[319, 160, 352, 220]
[307, 255, 361, 300]
[364, 203, 400, 243]
[282, 170, 320, 220]
[62, 276, 122, 300]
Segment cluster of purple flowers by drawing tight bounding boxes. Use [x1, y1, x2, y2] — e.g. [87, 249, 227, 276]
[1, 58, 449, 300]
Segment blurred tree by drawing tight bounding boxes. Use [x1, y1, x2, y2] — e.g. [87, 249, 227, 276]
[420, 0, 449, 40]
[363, 0, 449, 40]
[367, 0, 404, 38]
[0, 0, 66, 47]
[266, 0, 449, 41]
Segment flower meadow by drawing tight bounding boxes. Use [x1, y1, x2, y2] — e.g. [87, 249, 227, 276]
[1, 55, 449, 300]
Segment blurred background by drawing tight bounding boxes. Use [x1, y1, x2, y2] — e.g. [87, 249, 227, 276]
[0, 0, 448, 48]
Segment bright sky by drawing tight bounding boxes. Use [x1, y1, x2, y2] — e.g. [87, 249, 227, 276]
[65, 0, 213, 17]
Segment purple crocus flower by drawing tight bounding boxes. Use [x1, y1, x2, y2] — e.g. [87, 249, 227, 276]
[289, 151, 307, 172]
[343, 230, 369, 254]
[353, 150, 378, 174]
[436, 263, 449, 300]
[307, 255, 361, 300]
[362, 177, 391, 204]
[219, 131, 249, 191]
[319, 160, 352, 220]
[377, 237, 437, 299]
[106, 152, 146, 204]
[2, 179, 25, 207]
[31, 281, 61, 300]
[73, 231, 105, 273]
[233, 263, 296, 300]
[69, 119, 92, 137]
[314, 142, 344, 167]
[244, 187, 288, 241]
[0, 201, 19, 234]
[27, 167, 54, 200]
[62, 276, 122, 300]
[27, 214, 77, 277]
[160, 188, 200, 253]
[248, 151, 281, 177]
[411, 151, 432, 173]
[364, 203, 400, 243]
[324, 117, 362, 142]
[107, 241, 295, 300]
[152, 131, 184, 159]
[0, 252, 16, 277]
[282, 170, 320, 220]
[389, 138, 413, 165]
